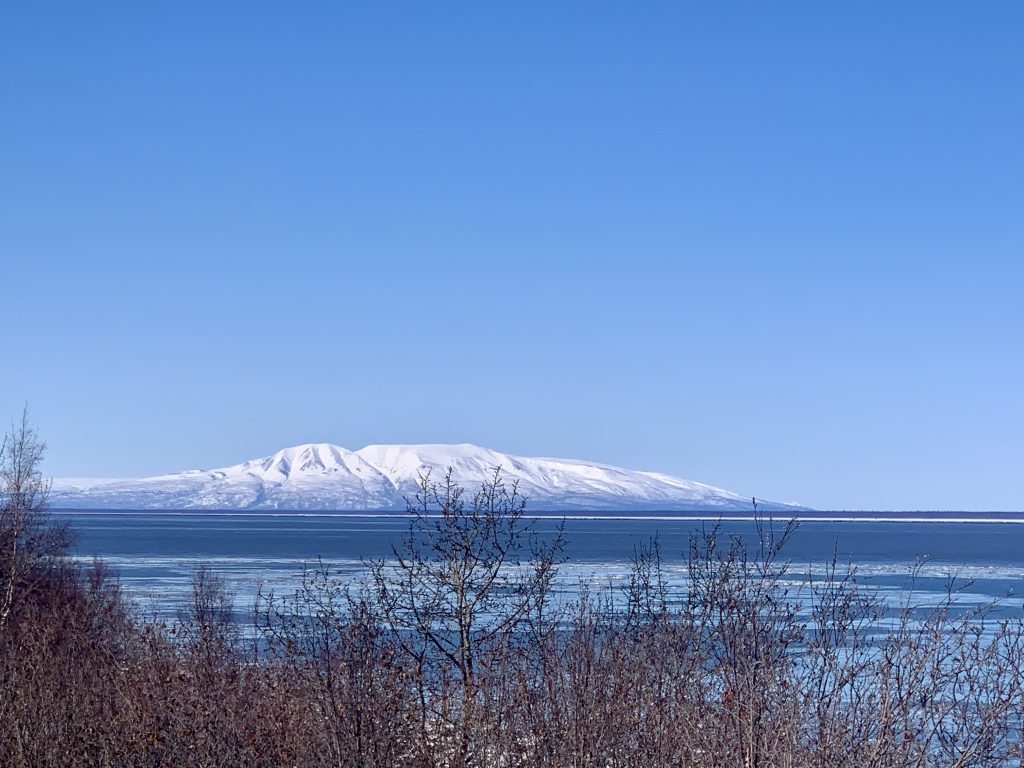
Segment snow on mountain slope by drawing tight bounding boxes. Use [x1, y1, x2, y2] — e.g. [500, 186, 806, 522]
[50, 443, 805, 512]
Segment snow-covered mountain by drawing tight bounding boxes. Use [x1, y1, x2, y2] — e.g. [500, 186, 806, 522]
[51, 443, 805, 513]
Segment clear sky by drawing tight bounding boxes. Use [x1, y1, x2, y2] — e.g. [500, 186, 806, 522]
[2, 3, 1022, 510]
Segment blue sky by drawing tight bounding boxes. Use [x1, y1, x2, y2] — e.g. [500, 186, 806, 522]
[2, 3, 1022, 510]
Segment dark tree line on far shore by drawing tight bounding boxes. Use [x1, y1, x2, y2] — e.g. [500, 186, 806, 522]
[3, 411, 1024, 767]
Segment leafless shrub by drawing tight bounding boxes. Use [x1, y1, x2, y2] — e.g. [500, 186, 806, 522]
[257, 561, 419, 767]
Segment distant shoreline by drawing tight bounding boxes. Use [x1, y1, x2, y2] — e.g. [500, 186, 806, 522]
[48, 509, 1024, 523]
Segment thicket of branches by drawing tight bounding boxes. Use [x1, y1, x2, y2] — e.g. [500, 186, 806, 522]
[3, 415, 1024, 767]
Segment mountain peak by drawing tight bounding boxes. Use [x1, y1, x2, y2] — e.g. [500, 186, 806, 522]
[50, 442, 806, 513]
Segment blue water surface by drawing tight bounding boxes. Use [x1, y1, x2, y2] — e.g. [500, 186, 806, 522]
[56, 511, 1024, 621]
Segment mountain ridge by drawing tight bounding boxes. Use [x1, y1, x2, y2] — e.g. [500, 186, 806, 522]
[50, 442, 806, 512]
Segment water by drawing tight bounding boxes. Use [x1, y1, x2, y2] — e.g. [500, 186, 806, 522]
[57, 510, 1024, 622]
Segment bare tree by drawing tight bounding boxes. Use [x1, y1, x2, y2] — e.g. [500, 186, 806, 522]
[369, 467, 563, 767]
[177, 564, 238, 668]
[0, 408, 69, 631]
